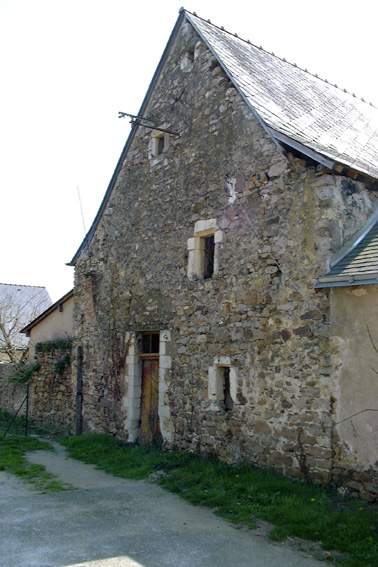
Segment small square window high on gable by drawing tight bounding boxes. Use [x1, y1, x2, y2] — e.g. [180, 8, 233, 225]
[187, 219, 223, 280]
[149, 131, 169, 161]
[157, 135, 165, 156]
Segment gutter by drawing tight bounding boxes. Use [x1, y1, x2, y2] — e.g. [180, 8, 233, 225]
[314, 274, 378, 289]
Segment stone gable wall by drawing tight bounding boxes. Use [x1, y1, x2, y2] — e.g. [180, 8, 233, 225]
[72, 19, 378, 497]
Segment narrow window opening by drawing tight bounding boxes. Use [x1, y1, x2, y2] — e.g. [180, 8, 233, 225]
[150, 132, 168, 160]
[157, 135, 165, 156]
[202, 234, 215, 279]
[142, 332, 160, 354]
[222, 367, 234, 411]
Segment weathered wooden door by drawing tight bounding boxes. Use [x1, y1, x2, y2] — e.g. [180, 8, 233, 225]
[138, 354, 162, 447]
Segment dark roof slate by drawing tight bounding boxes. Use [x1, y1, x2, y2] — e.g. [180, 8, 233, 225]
[187, 12, 378, 179]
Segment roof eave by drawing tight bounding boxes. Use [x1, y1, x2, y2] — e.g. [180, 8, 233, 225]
[314, 274, 378, 289]
[270, 130, 335, 169]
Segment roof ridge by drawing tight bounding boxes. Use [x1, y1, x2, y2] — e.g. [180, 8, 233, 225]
[184, 9, 377, 109]
[0, 283, 47, 289]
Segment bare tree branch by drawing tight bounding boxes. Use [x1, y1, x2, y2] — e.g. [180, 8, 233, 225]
[0, 284, 51, 363]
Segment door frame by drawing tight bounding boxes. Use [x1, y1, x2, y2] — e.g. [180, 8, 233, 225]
[123, 330, 173, 444]
[138, 353, 162, 446]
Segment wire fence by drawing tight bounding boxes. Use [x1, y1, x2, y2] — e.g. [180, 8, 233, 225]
[1, 383, 29, 440]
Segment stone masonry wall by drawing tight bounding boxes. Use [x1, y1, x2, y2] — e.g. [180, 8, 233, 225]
[28, 347, 74, 434]
[0, 351, 73, 434]
[72, 18, 377, 494]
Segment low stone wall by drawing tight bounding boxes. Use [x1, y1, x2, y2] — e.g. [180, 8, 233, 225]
[0, 364, 27, 415]
[29, 343, 74, 434]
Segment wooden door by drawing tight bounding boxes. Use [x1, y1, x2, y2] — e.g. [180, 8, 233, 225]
[138, 355, 162, 447]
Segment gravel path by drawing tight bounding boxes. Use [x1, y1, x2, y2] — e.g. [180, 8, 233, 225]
[0, 441, 325, 567]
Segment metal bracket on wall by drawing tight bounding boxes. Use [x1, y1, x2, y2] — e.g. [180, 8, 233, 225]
[118, 111, 180, 137]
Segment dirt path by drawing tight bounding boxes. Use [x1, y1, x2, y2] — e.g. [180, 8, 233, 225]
[0, 441, 325, 567]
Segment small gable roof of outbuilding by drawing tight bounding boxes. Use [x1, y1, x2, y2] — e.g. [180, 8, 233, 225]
[315, 209, 378, 288]
[69, 8, 378, 267]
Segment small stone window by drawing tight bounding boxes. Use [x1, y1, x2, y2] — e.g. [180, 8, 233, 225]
[149, 131, 169, 160]
[220, 366, 234, 411]
[208, 356, 236, 412]
[202, 234, 214, 279]
[187, 219, 223, 280]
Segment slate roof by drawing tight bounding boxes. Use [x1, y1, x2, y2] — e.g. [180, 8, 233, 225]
[69, 8, 378, 266]
[186, 12, 378, 179]
[314, 209, 378, 288]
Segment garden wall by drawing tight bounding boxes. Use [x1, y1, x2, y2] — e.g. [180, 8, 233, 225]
[28, 341, 74, 434]
[0, 363, 27, 415]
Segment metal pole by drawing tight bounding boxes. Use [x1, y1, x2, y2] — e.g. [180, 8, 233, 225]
[25, 382, 29, 437]
[2, 395, 27, 440]
[75, 346, 83, 435]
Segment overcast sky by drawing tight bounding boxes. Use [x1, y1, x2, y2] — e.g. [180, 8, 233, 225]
[1, 0, 377, 302]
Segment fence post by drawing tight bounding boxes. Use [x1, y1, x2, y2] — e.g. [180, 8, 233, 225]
[25, 382, 29, 437]
[75, 346, 83, 435]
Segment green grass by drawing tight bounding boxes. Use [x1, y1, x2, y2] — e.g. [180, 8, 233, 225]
[58, 433, 378, 567]
[0, 411, 69, 493]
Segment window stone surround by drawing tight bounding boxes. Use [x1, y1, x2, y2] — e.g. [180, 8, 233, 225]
[187, 219, 223, 279]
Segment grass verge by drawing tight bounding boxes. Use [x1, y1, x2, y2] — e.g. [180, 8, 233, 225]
[0, 411, 69, 493]
[58, 433, 378, 567]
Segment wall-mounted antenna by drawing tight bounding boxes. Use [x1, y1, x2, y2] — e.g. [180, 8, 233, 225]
[77, 185, 87, 236]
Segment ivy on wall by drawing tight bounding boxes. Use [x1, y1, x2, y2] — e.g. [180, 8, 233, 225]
[10, 339, 73, 384]
[10, 362, 41, 384]
[35, 340, 72, 354]
[35, 339, 72, 376]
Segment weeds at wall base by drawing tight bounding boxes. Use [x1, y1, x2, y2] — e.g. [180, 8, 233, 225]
[58, 433, 378, 567]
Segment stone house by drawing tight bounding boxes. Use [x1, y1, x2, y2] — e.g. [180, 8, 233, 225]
[68, 9, 378, 497]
